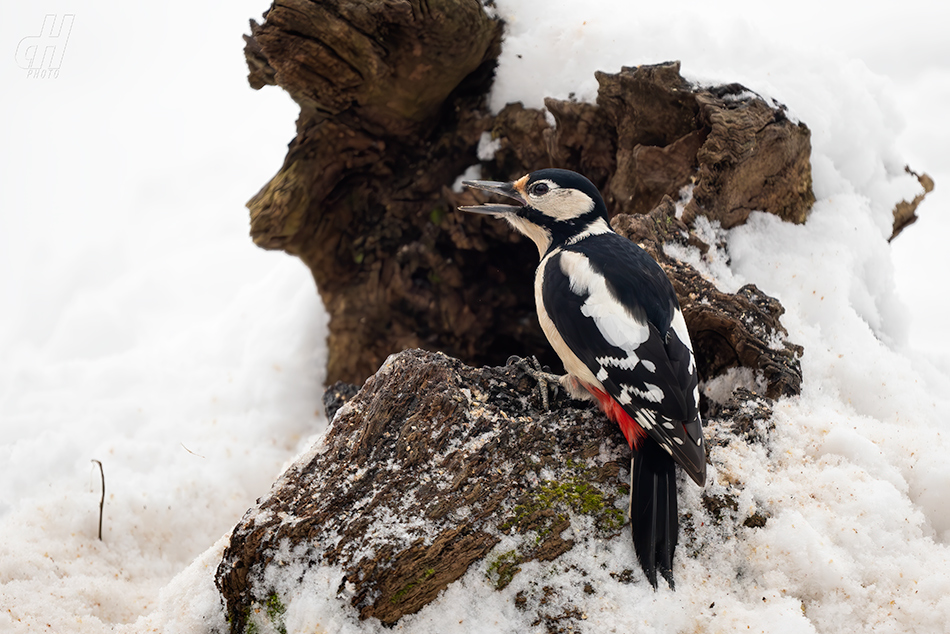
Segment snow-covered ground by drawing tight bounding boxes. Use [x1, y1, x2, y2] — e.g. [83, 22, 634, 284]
[2, 1, 949, 632]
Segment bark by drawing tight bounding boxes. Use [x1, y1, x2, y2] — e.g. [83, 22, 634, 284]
[215, 349, 778, 630]
[244, 0, 508, 384]
[216, 350, 629, 629]
[217, 2, 932, 627]
[488, 63, 815, 226]
[246, 11, 814, 386]
[890, 166, 935, 241]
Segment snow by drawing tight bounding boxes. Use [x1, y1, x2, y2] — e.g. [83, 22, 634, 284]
[3, 0, 950, 633]
[2, 1, 326, 630]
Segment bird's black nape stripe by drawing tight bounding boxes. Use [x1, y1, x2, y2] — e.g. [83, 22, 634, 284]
[631, 440, 678, 589]
[519, 206, 605, 251]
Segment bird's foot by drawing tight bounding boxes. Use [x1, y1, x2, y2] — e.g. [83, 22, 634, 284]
[506, 355, 562, 410]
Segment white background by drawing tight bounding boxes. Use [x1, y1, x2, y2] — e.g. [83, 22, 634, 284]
[2, 1, 948, 632]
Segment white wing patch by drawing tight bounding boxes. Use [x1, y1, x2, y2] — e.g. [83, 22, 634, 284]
[634, 409, 656, 430]
[638, 382, 665, 403]
[560, 250, 651, 366]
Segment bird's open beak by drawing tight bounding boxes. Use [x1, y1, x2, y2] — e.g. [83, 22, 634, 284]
[458, 180, 526, 216]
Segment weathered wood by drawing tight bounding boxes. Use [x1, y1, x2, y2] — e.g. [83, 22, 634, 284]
[216, 350, 631, 630]
[246, 0, 501, 136]
[243, 0, 509, 384]
[489, 63, 816, 226]
[245, 17, 815, 386]
[890, 166, 935, 241]
[215, 349, 784, 631]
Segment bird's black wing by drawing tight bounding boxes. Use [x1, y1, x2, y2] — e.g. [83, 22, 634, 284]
[542, 234, 705, 484]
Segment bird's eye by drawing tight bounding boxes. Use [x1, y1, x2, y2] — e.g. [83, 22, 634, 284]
[530, 182, 549, 196]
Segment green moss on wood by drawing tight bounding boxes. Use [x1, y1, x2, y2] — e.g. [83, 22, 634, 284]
[500, 466, 624, 536]
[486, 549, 522, 590]
[238, 592, 287, 634]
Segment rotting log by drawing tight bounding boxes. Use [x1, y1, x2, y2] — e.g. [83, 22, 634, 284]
[242, 0, 932, 387]
[215, 350, 629, 629]
[244, 0, 510, 384]
[245, 4, 813, 387]
[215, 349, 779, 630]
[890, 166, 935, 241]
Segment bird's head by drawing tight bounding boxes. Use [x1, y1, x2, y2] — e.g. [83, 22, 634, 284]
[459, 168, 611, 257]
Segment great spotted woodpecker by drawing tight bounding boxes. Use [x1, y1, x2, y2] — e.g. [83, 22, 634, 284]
[460, 168, 706, 588]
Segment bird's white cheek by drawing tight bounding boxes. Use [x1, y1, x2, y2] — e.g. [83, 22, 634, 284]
[537, 190, 595, 221]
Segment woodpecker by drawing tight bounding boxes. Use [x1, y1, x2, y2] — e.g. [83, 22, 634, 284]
[459, 168, 705, 589]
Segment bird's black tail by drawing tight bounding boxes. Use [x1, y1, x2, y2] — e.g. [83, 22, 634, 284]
[630, 440, 678, 589]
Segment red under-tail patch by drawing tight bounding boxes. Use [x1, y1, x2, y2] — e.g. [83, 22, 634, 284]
[585, 384, 648, 450]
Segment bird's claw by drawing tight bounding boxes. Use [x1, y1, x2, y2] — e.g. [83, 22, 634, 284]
[507, 355, 561, 410]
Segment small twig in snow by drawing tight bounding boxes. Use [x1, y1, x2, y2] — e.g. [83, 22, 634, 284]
[180, 442, 206, 458]
[91, 459, 104, 541]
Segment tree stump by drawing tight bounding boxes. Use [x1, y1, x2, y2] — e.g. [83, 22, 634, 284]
[215, 350, 628, 630]
[246, 7, 813, 385]
[215, 349, 783, 631]
[220, 1, 935, 627]
[244, 0, 506, 384]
